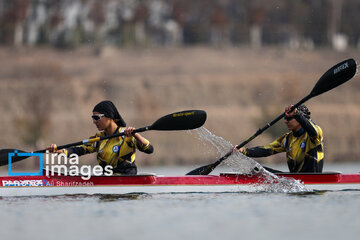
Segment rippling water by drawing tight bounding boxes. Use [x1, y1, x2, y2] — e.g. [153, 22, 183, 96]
[0, 185, 359, 240]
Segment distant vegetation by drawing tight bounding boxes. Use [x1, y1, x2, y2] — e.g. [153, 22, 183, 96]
[0, 0, 360, 51]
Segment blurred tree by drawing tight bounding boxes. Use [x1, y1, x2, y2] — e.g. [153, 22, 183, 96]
[248, 4, 264, 48]
[90, 0, 106, 54]
[134, 1, 149, 46]
[210, 4, 229, 47]
[0, 0, 30, 46]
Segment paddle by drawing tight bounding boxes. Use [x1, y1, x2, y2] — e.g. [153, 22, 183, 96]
[186, 58, 357, 175]
[0, 109, 207, 166]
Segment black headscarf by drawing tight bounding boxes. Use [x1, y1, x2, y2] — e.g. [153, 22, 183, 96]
[93, 100, 126, 127]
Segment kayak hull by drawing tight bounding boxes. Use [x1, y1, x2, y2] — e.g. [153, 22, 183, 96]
[1, 172, 359, 196]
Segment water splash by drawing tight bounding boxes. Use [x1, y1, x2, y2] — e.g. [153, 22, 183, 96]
[250, 168, 309, 193]
[190, 127, 309, 193]
[190, 127, 262, 174]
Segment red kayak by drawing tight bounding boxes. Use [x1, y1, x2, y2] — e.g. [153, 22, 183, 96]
[1, 171, 360, 196]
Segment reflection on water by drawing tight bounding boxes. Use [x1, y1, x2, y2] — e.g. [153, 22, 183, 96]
[287, 190, 328, 197]
[0, 193, 151, 202]
[0, 188, 358, 202]
[96, 193, 150, 202]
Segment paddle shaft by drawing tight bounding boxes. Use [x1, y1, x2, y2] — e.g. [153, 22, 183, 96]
[34, 126, 150, 154]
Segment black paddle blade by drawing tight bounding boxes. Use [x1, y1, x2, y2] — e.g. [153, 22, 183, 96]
[0, 149, 29, 166]
[150, 110, 207, 131]
[186, 153, 228, 175]
[310, 58, 357, 97]
[186, 163, 215, 175]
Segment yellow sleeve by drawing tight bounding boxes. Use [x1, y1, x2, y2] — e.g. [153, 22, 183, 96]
[263, 134, 287, 154]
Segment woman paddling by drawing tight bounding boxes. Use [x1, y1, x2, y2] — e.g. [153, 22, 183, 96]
[47, 100, 154, 175]
[238, 104, 324, 173]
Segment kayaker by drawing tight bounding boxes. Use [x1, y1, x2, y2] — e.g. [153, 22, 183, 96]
[46, 100, 154, 175]
[237, 104, 324, 173]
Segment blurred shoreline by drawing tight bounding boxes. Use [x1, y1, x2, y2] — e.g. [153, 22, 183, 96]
[1, 46, 360, 166]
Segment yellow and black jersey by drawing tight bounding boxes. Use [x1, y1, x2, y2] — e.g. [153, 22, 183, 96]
[64, 127, 153, 174]
[243, 112, 324, 173]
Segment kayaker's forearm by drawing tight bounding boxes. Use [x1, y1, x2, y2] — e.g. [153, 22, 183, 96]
[66, 146, 87, 157]
[143, 144, 154, 154]
[245, 147, 273, 157]
[133, 133, 148, 145]
[294, 113, 317, 137]
[132, 133, 153, 154]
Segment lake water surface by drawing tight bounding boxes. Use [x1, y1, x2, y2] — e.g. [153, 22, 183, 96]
[0, 164, 359, 240]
